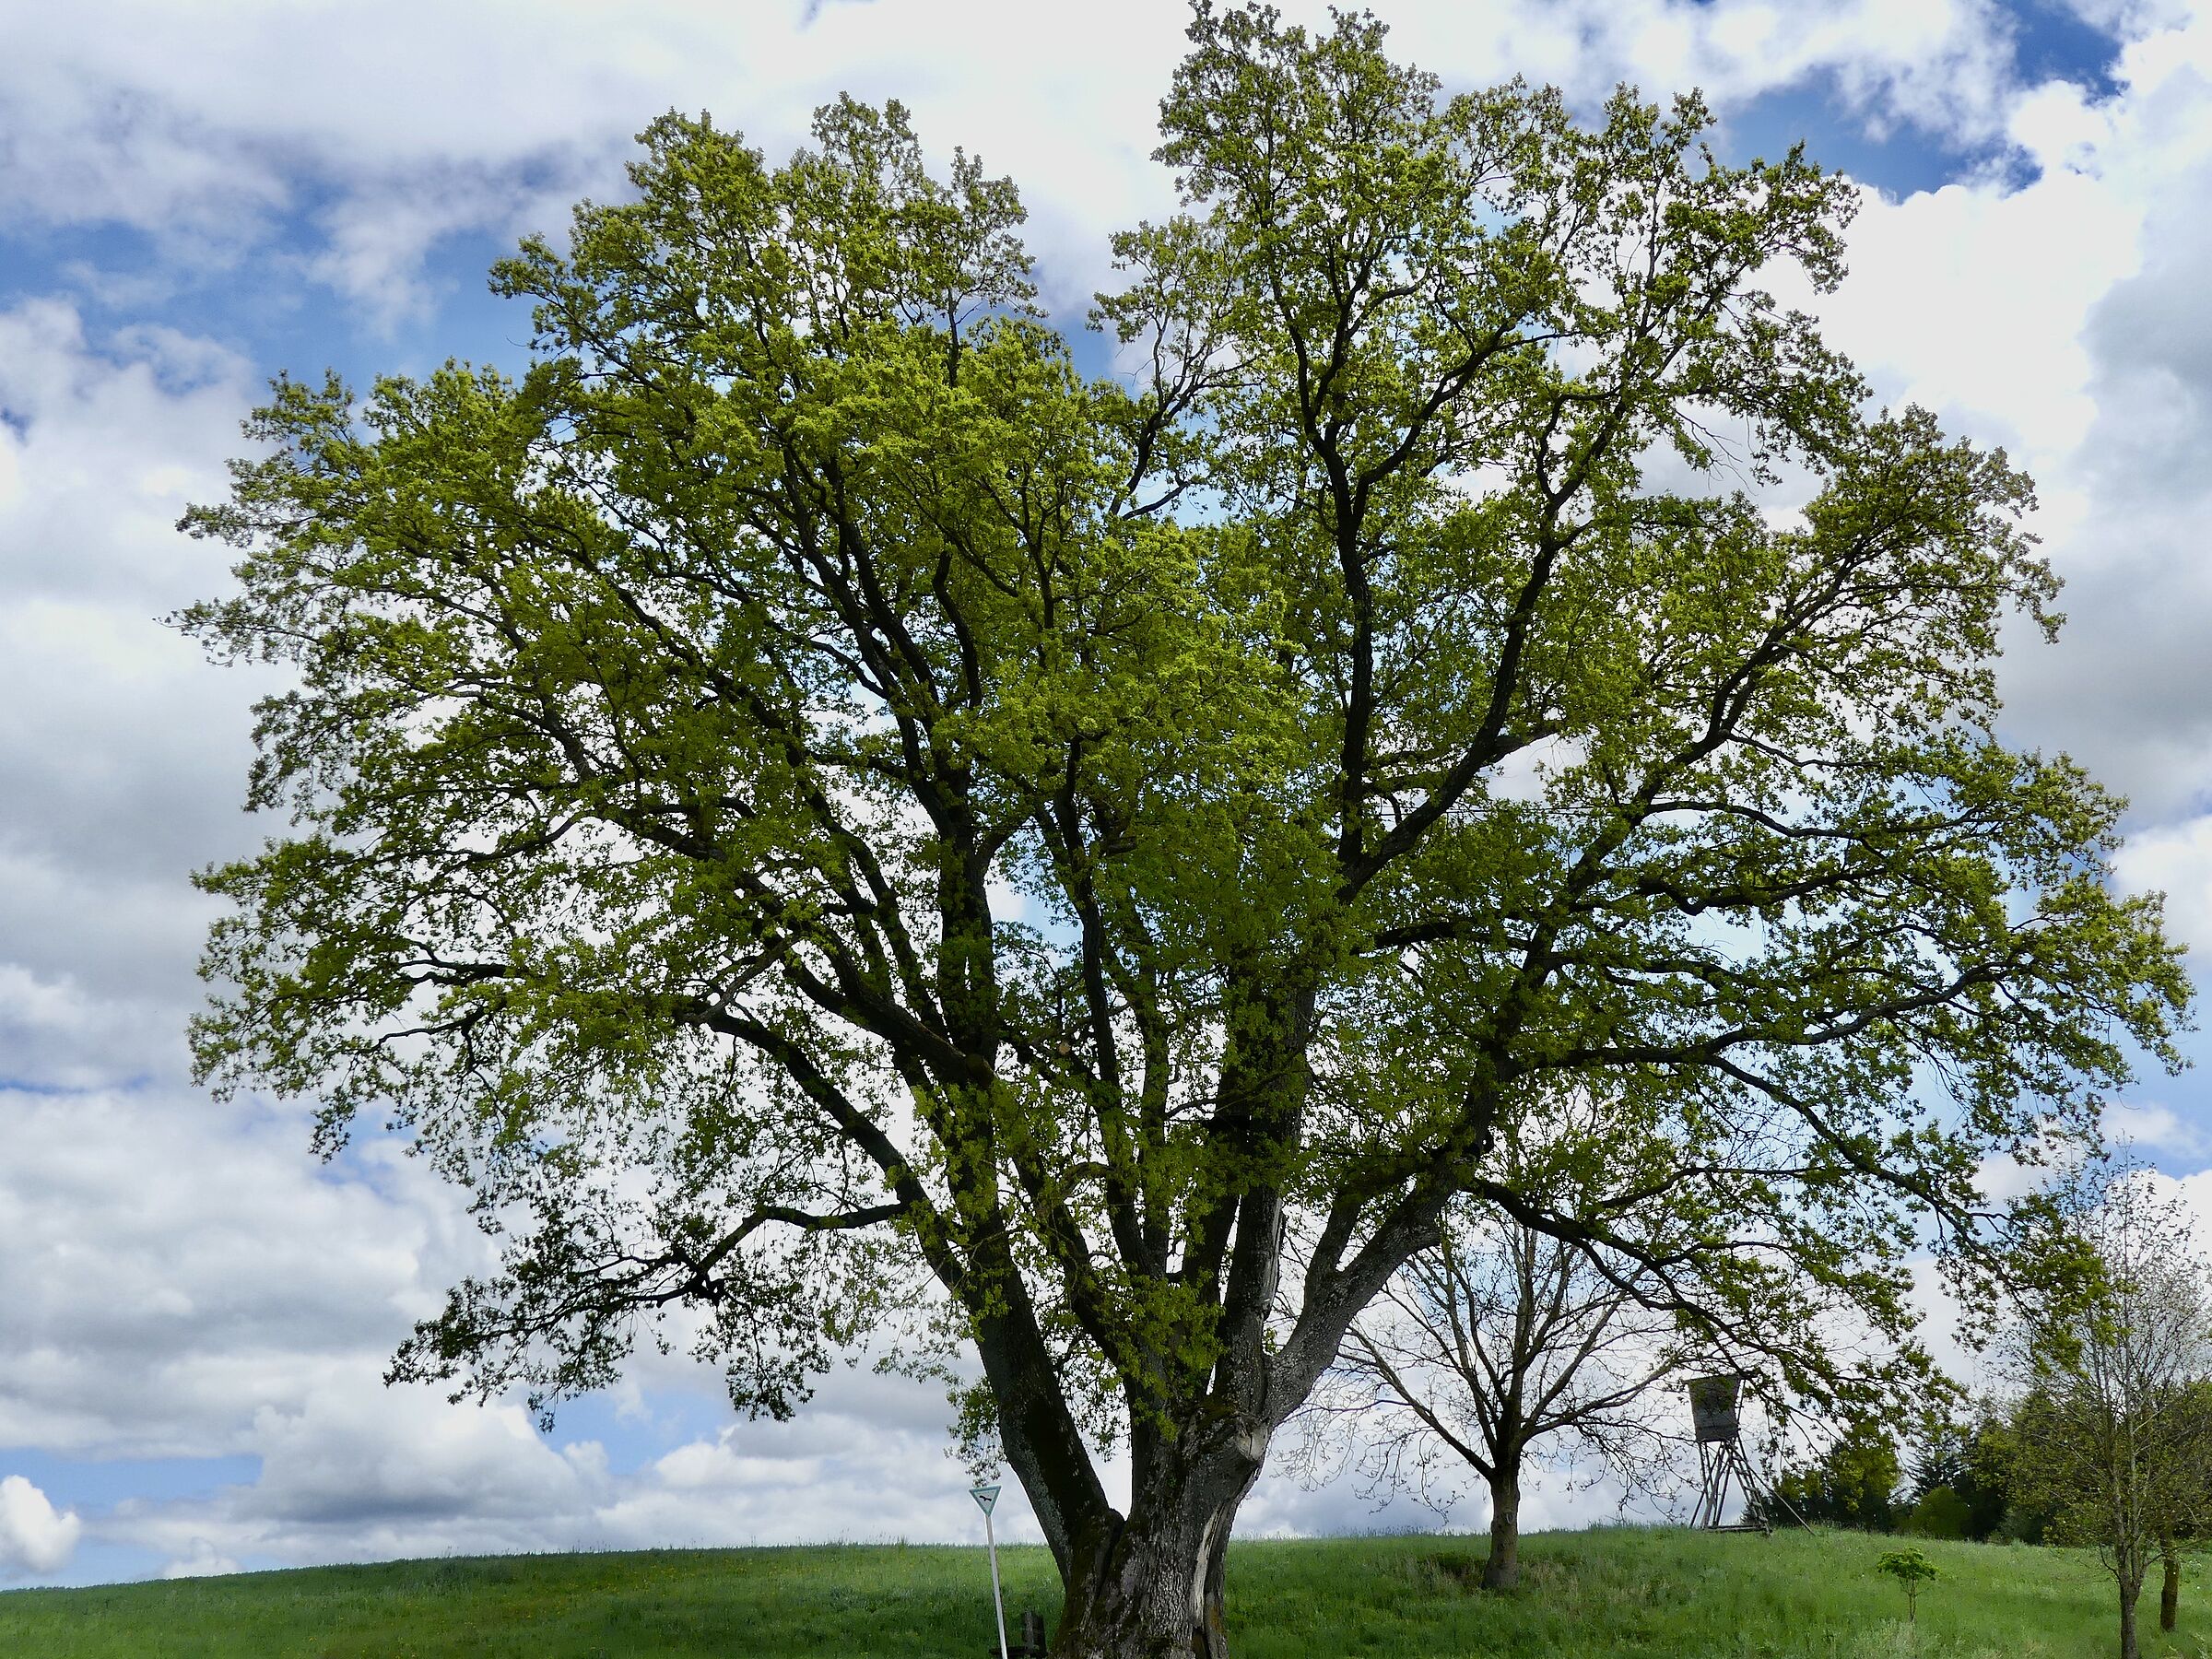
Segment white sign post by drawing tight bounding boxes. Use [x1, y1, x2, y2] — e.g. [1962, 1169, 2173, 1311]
[971, 1480, 1012, 1659]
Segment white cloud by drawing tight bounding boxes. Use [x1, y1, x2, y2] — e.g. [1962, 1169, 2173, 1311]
[0, 1082, 480, 1458]
[0, 0, 2106, 325]
[2106, 1098, 2208, 1157]
[159, 1538, 241, 1579]
[0, 1476, 82, 1577]
[0, 300, 273, 1076]
[0, 301, 252, 600]
[1397, 0, 2024, 145]
[1808, 169, 2136, 460]
[2114, 813, 2212, 959]
[1632, 1, 2212, 835]
[0, 1067, 1040, 1575]
[2160, 1165, 2212, 1251]
[91, 1363, 1031, 1573]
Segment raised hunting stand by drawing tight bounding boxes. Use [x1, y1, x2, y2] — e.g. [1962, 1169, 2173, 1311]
[1685, 1372, 1782, 1534]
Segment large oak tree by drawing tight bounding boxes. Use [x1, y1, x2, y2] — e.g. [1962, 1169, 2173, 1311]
[181, 8, 2188, 1654]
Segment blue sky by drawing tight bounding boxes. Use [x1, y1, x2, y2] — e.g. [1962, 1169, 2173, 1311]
[3, 0, 2211, 1587]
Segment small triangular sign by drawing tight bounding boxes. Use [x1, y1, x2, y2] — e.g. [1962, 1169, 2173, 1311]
[970, 1482, 1001, 1515]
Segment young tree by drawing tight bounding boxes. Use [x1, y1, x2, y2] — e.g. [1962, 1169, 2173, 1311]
[2002, 1173, 2212, 1659]
[178, 8, 2188, 1655]
[1291, 1131, 1690, 1590]
[1876, 1547, 1938, 1624]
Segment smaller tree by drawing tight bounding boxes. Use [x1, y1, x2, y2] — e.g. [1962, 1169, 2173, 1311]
[2152, 1380, 2212, 1632]
[2000, 1168, 2212, 1659]
[1293, 1195, 1687, 1590]
[1877, 1547, 1938, 1623]
[1901, 1486, 1972, 1540]
[1288, 1103, 1699, 1591]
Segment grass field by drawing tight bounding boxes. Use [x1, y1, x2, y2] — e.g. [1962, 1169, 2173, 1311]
[0, 1526, 2194, 1657]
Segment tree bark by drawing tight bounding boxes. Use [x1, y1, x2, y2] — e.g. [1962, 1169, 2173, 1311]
[2119, 1568, 2143, 1659]
[1047, 1437, 1261, 1659]
[2161, 1538, 2181, 1633]
[1482, 1467, 1523, 1592]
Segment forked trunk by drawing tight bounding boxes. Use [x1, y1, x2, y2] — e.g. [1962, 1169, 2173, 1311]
[1482, 1467, 1523, 1592]
[1049, 1443, 1259, 1658]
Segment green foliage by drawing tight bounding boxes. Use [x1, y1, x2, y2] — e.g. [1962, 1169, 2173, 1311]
[1763, 1420, 1903, 1532]
[174, 1, 2194, 1627]
[1910, 1434, 1970, 1503]
[1878, 1547, 1941, 1583]
[1998, 1175, 2212, 1572]
[1902, 1487, 1974, 1541]
[1959, 1418, 2024, 1541]
[0, 1532, 2172, 1658]
[1902, 1421, 2011, 1541]
[1877, 1546, 1940, 1622]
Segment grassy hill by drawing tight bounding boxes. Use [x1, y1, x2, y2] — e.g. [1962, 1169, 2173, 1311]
[0, 1526, 2190, 1657]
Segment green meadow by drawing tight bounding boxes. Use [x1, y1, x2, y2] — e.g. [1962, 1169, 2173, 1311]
[0, 1527, 2186, 1657]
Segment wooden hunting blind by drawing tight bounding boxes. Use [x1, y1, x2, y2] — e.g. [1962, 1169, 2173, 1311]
[1683, 1372, 1782, 1534]
[1687, 1373, 1743, 1442]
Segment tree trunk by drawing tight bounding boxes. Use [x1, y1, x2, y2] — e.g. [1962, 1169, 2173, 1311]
[2161, 1539, 2182, 1633]
[2119, 1569, 2143, 1659]
[1047, 1436, 1261, 1658]
[1482, 1467, 1522, 1592]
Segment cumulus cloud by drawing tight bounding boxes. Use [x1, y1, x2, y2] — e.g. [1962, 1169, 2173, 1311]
[0, 300, 270, 1077]
[0, 0, 2115, 324]
[0, 1081, 485, 1458]
[1815, 6, 2212, 824]
[91, 1362, 1045, 1572]
[2114, 813, 2212, 959]
[2106, 1097, 2211, 1158]
[0, 1476, 82, 1577]
[1394, 0, 2028, 146]
[0, 1065, 1058, 1575]
[159, 1539, 241, 1579]
[2161, 1164, 2212, 1250]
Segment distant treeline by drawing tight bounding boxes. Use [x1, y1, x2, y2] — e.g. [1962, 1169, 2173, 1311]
[1754, 1408, 2057, 1542]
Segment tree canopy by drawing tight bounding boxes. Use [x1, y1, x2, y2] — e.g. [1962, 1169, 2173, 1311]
[180, 6, 2189, 1654]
